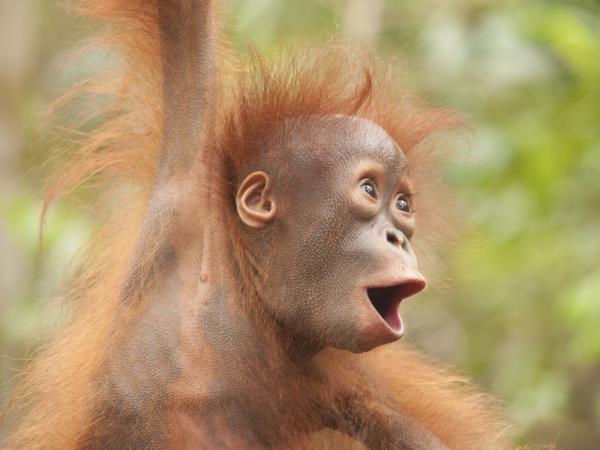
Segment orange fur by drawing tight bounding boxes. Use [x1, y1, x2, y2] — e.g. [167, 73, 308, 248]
[2, 1, 510, 448]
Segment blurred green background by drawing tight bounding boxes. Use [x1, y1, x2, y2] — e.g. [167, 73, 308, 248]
[1, 0, 599, 448]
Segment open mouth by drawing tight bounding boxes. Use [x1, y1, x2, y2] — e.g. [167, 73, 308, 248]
[366, 281, 425, 332]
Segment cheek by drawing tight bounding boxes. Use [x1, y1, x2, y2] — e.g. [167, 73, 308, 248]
[292, 221, 380, 325]
[265, 191, 383, 338]
[264, 207, 352, 310]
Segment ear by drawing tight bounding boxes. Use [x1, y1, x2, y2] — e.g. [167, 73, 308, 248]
[236, 171, 277, 228]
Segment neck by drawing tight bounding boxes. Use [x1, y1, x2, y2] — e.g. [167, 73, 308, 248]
[171, 232, 326, 446]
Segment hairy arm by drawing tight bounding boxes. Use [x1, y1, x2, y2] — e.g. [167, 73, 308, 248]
[156, 0, 217, 181]
[122, 0, 217, 302]
[347, 346, 511, 450]
[334, 393, 448, 450]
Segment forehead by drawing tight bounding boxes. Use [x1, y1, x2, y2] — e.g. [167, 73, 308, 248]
[280, 116, 407, 174]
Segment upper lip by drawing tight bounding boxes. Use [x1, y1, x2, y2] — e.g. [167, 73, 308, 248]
[362, 272, 426, 334]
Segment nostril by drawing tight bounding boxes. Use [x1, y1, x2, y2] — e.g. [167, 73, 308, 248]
[386, 230, 399, 246]
[386, 230, 409, 250]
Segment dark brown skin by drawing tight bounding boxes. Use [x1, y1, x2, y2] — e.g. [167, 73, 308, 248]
[238, 116, 426, 355]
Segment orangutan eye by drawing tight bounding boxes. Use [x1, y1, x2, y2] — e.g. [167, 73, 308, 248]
[360, 180, 377, 199]
[396, 194, 411, 212]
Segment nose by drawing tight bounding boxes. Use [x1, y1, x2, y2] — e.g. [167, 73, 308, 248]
[385, 229, 408, 250]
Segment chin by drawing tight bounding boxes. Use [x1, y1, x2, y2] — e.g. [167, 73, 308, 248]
[329, 320, 402, 354]
[349, 334, 401, 354]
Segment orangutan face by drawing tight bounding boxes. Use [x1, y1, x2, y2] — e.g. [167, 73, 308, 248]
[236, 117, 425, 354]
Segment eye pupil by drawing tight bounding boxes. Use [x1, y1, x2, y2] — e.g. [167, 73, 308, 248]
[360, 181, 377, 198]
[396, 195, 410, 212]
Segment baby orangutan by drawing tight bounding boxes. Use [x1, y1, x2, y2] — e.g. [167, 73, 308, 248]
[2, 1, 510, 449]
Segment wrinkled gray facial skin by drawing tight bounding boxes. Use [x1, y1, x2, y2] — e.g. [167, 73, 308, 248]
[246, 116, 425, 354]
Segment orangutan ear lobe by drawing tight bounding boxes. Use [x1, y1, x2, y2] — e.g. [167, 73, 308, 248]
[236, 171, 277, 228]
